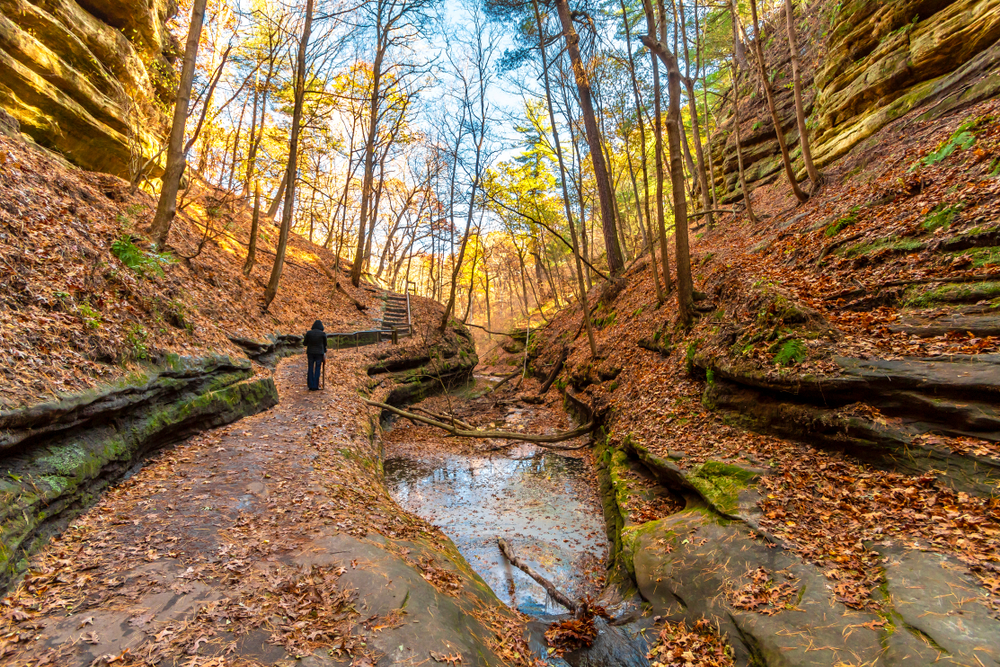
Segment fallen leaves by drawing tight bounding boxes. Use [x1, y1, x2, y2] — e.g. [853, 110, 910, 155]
[727, 568, 799, 615]
[647, 618, 734, 667]
[544, 615, 597, 657]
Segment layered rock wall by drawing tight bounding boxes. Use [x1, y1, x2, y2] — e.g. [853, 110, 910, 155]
[0, 0, 176, 176]
[712, 0, 1000, 201]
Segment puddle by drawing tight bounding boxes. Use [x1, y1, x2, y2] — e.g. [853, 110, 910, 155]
[384, 446, 607, 616]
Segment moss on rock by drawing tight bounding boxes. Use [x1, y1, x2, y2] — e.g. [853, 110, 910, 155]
[687, 461, 758, 515]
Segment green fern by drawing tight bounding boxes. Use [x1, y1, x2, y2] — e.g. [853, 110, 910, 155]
[774, 339, 807, 367]
[111, 235, 175, 277]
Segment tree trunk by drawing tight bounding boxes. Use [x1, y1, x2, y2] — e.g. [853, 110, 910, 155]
[784, 0, 822, 189]
[534, 0, 598, 358]
[677, 0, 714, 228]
[149, 0, 208, 249]
[748, 0, 809, 203]
[620, 0, 664, 302]
[267, 170, 287, 220]
[642, 32, 694, 326]
[729, 0, 759, 223]
[351, 44, 386, 287]
[554, 0, 624, 276]
[695, 0, 719, 211]
[263, 0, 313, 311]
[643, 0, 672, 292]
[243, 183, 261, 277]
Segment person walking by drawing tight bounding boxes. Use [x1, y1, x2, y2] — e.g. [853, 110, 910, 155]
[303, 320, 327, 390]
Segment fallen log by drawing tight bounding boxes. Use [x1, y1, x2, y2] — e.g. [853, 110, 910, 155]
[497, 538, 579, 613]
[410, 406, 475, 430]
[361, 399, 594, 448]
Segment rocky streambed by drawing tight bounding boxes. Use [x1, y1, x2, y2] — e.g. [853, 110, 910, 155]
[382, 376, 653, 666]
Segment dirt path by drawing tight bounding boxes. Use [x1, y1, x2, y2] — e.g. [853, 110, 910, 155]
[0, 352, 531, 667]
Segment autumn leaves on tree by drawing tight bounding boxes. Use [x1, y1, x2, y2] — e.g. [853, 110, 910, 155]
[144, 0, 821, 334]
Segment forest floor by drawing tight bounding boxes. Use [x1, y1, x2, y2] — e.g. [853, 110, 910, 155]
[479, 97, 1000, 664]
[0, 350, 539, 667]
[0, 133, 380, 409]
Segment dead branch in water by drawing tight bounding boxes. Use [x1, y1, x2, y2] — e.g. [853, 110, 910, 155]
[409, 406, 475, 430]
[362, 399, 594, 448]
[497, 538, 579, 613]
[483, 370, 520, 397]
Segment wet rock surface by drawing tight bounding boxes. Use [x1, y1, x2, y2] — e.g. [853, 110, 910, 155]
[0, 349, 533, 666]
[0, 355, 277, 591]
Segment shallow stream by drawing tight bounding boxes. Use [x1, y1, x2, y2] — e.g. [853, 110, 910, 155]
[382, 377, 652, 667]
[384, 445, 607, 615]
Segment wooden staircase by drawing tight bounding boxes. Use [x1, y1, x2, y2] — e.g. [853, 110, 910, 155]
[380, 287, 412, 339]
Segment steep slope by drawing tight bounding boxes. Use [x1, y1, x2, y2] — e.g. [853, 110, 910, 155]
[0, 131, 381, 409]
[484, 96, 1000, 665]
[0, 130, 385, 588]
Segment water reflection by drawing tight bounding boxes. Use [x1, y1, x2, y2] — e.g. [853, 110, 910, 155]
[385, 450, 606, 617]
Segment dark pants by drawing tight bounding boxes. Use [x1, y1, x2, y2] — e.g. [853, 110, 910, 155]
[307, 353, 325, 390]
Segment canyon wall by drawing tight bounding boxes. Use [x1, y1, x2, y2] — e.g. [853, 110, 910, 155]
[712, 0, 1000, 200]
[0, 0, 176, 176]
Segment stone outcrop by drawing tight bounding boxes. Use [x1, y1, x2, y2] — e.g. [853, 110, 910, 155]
[697, 354, 1000, 495]
[711, 0, 1000, 201]
[0, 0, 176, 177]
[0, 355, 277, 591]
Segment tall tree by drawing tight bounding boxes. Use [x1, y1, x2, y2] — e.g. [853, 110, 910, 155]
[784, 0, 821, 189]
[350, 0, 436, 287]
[534, 0, 598, 357]
[440, 5, 496, 332]
[746, 0, 808, 203]
[728, 0, 758, 223]
[553, 0, 625, 276]
[676, 0, 714, 229]
[617, 0, 664, 303]
[643, 1, 695, 325]
[149, 0, 209, 249]
[263, 0, 314, 310]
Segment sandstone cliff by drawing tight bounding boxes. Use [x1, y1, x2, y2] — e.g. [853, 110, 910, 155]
[712, 0, 1000, 201]
[0, 0, 176, 177]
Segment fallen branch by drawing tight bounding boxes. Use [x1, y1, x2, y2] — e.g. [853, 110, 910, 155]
[539, 347, 568, 396]
[362, 399, 594, 447]
[483, 370, 520, 397]
[336, 281, 368, 311]
[410, 406, 474, 430]
[688, 209, 736, 219]
[497, 538, 579, 613]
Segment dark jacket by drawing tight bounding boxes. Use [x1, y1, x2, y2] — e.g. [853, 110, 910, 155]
[303, 320, 328, 355]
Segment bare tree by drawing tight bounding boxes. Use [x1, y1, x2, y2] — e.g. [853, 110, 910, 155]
[263, 0, 315, 311]
[350, 0, 437, 287]
[728, 0, 758, 223]
[533, 0, 598, 357]
[746, 0, 808, 203]
[642, 0, 695, 325]
[440, 5, 498, 331]
[553, 0, 625, 276]
[149, 0, 209, 249]
[784, 0, 822, 190]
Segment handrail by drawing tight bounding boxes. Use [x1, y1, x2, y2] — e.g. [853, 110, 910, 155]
[405, 290, 412, 338]
[327, 329, 400, 350]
